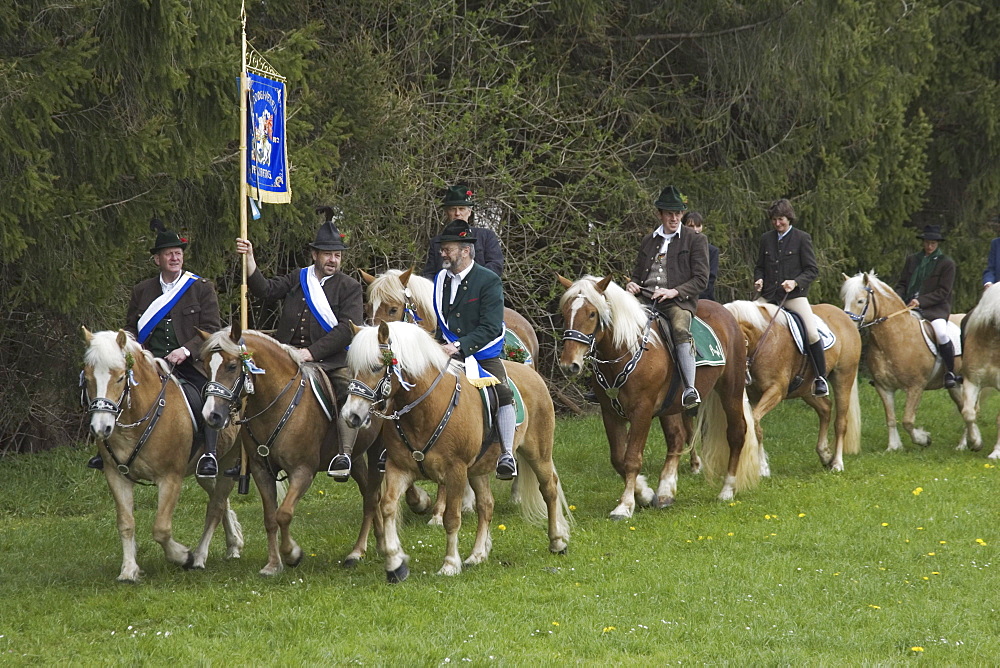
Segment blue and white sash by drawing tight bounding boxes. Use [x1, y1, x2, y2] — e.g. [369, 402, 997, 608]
[300, 267, 338, 332]
[137, 271, 199, 344]
[433, 270, 505, 388]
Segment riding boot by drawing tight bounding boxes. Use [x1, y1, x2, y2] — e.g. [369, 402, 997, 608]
[196, 427, 219, 478]
[808, 341, 830, 397]
[939, 340, 958, 389]
[327, 419, 357, 482]
[87, 453, 104, 470]
[496, 403, 518, 480]
[676, 342, 701, 409]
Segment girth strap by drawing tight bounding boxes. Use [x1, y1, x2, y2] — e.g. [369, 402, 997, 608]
[394, 375, 461, 477]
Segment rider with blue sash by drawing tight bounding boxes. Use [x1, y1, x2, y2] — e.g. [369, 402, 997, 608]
[432, 218, 517, 479]
[237, 209, 364, 481]
[88, 218, 223, 477]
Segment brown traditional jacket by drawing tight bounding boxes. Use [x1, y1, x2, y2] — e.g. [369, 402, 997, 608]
[894, 251, 955, 321]
[247, 267, 364, 371]
[124, 275, 221, 361]
[630, 227, 709, 315]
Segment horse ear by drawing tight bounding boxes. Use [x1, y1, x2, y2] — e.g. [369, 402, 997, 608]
[377, 321, 390, 344]
[556, 273, 574, 289]
[841, 272, 851, 281]
[400, 267, 413, 287]
[116, 329, 128, 350]
[195, 327, 212, 341]
[349, 320, 362, 335]
[596, 275, 614, 293]
[229, 320, 242, 343]
[862, 273, 870, 286]
[81, 326, 93, 344]
[360, 270, 376, 285]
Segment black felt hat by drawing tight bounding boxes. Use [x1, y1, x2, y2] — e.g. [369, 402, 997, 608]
[916, 225, 945, 241]
[148, 218, 188, 253]
[438, 218, 477, 243]
[309, 206, 348, 251]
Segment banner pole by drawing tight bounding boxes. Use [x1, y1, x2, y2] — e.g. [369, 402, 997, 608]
[239, 1, 249, 332]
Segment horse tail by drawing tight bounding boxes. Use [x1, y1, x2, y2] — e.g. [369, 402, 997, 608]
[844, 374, 862, 455]
[276, 478, 288, 506]
[515, 454, 573, 536]
[700, 388, 762, 492]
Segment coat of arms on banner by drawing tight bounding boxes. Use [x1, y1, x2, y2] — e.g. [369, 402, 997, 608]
[246, 71, 290, 203]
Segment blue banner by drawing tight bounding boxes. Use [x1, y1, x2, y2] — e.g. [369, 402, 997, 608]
[246, 71, 291, 204]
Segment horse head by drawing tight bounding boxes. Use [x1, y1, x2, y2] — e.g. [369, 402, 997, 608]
[366, 268, 432, 330]
[198, 324, 248, 430]
[81, 327, 142, 439]
[557, 274, 615, 376]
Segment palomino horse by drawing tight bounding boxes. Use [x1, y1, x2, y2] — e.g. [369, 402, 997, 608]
[959, 284, 1000, 457]
[557, 276, 760, 519]
[361, 268, 540, 363]
[841, 271, 965, 450]
[199, 324, 381, 575]
[342, 321, 571, 582]
[81, 328, 243, 582]
[724, 301, 862, 471]
[362, 267, 535, 521]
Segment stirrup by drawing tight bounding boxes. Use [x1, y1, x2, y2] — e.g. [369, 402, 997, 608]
[812, 377, 830, 397]
[196, 453, 218, 478]
[377, 449, 387, 474]
[496, 452, 517, 480]
[943, 371, 958, 389]
[327, 453, 352, 481]
[681, 387, 701, 409]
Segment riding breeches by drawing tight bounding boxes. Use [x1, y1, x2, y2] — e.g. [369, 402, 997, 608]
[649, 302, 693, 345]
[476, 357, 514, 406]
[929, 318, 951, 345]
[759, 296, 820, 344]
[322, 367, 352, 408]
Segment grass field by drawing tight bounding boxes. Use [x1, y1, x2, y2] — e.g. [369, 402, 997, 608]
[1, 383, 999, 665]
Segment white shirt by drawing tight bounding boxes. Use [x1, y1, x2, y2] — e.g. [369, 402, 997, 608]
[312, 264, 335, 286]
[778, 226, 793, 242]
[654, 224, 681, 255]
[447, 263, 474, 304]
[159, 273, 181, 294]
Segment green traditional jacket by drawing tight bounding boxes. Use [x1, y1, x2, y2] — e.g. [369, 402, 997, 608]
[435, 263, 505, 357]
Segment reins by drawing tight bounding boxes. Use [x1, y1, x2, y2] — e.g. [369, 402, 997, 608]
[845, 283, 914, 330]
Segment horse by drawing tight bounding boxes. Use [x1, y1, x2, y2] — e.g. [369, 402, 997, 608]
[361, 268, 540, 363]
[341, 320, 571, 583]
[81, 328, 243, 582]
[557, 275, 760, 519]
[362, 267, 535, 521]
[841, 271, 965, 450]
[958, 284, 1000, 457]
[724, 301, 862, 471]
[199, 323, 381, 575]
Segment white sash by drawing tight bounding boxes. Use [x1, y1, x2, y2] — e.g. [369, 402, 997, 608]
[137, 271, 198, 344]
[300, 267, 338, 332]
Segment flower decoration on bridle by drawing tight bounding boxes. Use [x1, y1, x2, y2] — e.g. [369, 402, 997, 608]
[123, 350, 139, 386]
[380, 341, 414, 390]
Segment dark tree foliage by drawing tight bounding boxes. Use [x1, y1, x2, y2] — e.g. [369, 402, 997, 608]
[1, 0, 998, 452]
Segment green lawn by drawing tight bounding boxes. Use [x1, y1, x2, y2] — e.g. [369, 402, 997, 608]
[1, 383, 998, 665]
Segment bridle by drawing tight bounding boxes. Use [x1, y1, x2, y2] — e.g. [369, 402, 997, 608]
[845, 284, 876, 328]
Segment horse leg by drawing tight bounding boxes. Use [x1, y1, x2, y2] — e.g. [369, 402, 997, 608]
[381, 465, 414, 583]
[683, 412, 702, 474]
[901, 389, 930, 447]
[343, 452, 372, 566]
[654, 414, 683, 508]
[610, 416, 655, 520]
[190, 475, 241, 569]
[959, 381, 982, 452]
[150, 475, 192, 569]
[463, 474, 494, 567]
[752, 386, 785, 478]
[104, 471, 140, 582]
[274, 467, 316, 568]
[405, 483, 433, 514]
[438, 467, 469, 576]
[252, 467, 284, 576]
[989, 401, 1000, 460]
[427, 484, 447, 527]
[516, 442, 570, 554]
[873, 383, 903, 451]
[801, 394, 835, 469]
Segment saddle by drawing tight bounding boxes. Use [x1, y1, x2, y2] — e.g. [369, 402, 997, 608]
[911, 312, 963, 357]
[168, 376, 205, 463]
[781, 309, 836, 355]
[476, 379, 525, 454]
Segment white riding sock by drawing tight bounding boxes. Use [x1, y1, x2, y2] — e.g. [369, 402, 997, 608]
[497, 404, 516, 456]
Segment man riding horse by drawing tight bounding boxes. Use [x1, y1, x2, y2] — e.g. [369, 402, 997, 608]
[626, 185, 709, 409]
[88, 218, 223, 477]
[422, 185, 503, 280]
[235, 208, 364, 480]
[431, 218, 517, 479]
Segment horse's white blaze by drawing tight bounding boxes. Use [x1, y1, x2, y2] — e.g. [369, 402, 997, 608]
[202, 352, 226, 419]
[89, 369, 117, 435]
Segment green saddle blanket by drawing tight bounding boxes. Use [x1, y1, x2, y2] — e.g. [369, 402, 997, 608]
[502, 328, 533, 365]
[693, 316, 726, 367]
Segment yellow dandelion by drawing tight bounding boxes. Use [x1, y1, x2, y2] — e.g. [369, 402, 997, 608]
[698, 535, 704, 540]
[922, 576, 929, 581]
[602, 626, 616, 633]
[927, 552, 935, 556]
[985, 463, 994, 469]
[764, 514, 771, 519]
[931, 571, 940, 575]
[905, 539, 910, 543]
[976, 538, 987, 545]
[939, 541, 947, 544]
[912, 487, 923, 496]
[727, 532, 734, 536]
[498, 524, 507, 531]
[917, 526, 924, 530]
[569, 505, 576, 511]
[318, 490, 325, 495]
[629, 526, 636, 531]
[552, 622, 559, 626]
[882, 523, 889, 527]
[798, 513, 806, 518]
[834, 572, 841, 576]
[911, 647, 924, 652]
[868, 604, 881, 609]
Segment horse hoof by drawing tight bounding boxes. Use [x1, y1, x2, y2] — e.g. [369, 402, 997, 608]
[609, 512, 630, 521]
[386, 563, 409, 583]
[343, 557, 360, 569]
[557, 547, 568, 556]
[182, 552, 196, 570]
[656, 496, 674, 508]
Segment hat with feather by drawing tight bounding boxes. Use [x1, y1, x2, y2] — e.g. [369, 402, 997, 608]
[148, 218, 188, 253]
[309, 206, 349, 251]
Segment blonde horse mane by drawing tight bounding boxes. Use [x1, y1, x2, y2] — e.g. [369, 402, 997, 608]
[558, 276, 661, 353]
[367, 270, 435, 320]
[966, 284, 1000, 335]
[202, 328, 318, 382]
[84, 330, 175, 378]
[841, 271, 903, 312]
[347, 321, 453, 380]
[724, 300, 776, 333]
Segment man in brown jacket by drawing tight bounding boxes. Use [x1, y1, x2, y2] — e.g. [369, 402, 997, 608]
[627, 186, 709, 409]
[894, 225, 958, 387]
[236, 210, 364, 480]
[88, 219, 224, 477]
